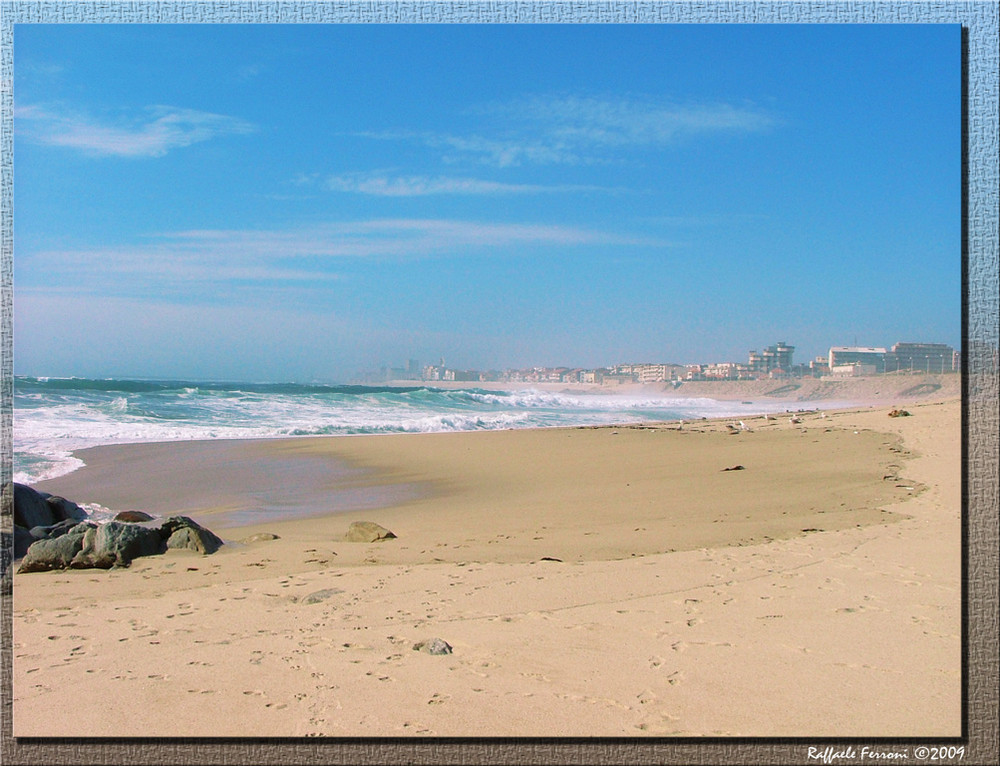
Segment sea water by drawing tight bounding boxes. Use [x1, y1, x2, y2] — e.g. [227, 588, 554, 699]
[12, 376, 805, 485]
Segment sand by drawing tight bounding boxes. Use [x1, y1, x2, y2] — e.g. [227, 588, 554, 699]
[10, 398, 960, 737]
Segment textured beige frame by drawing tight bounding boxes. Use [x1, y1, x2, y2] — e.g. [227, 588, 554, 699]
[1, 2, 996, 764]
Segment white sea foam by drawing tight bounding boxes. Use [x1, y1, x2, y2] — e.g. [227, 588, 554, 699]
[12, 378, 824, 485]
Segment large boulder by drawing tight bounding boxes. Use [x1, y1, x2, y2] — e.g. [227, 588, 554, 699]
[43, 494, 88, 522]
[166, 524, 223, 555]
[11, 483, 57, 530]
[344, 521, 397, 543]
[71, 521, 165, 569]
[13, 526, 36, 559]
[17, 523, 95, 573]
[29, 518, 85, 541]
[157, 516, 224, 554]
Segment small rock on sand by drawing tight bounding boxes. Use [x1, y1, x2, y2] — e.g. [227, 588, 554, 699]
[300, 588, 344, 605]
[241, 532, 280, 544]
[413, 638, 453, 655]
[345, 521, 397, 543]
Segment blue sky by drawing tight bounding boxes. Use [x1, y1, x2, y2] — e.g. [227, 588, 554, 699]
[13, 23, 960, 382]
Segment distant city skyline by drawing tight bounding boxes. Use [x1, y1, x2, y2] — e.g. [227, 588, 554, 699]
[359, 338, 960, 384]
[13, 23, 960, 383]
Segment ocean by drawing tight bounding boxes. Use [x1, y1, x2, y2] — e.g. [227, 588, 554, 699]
[12, 376, 802, 485]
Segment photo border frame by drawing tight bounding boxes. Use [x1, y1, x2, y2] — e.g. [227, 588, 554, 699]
[1, 2, 996, 764]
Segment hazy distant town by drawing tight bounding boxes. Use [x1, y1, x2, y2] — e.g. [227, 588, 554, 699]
[357, 340, 961, 386]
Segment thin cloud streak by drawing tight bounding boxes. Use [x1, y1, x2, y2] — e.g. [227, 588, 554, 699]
[15, 103, 256, 157]
[481, 95, 777, 146]
[157, 218, 663, 256]
[21, 218, 667, 299]
[322, 172, 611, 196]
[357, 94, 778, 167]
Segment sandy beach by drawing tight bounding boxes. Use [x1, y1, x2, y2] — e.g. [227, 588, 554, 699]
[11, 397, 960, 737]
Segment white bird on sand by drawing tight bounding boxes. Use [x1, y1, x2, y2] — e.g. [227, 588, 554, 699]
[789, 416, 802, 424]
[739, 420, 750, 431]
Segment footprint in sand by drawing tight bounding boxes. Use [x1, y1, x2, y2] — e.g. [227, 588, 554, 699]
[636, 689, 658, 705]
[427, 693, 451, 705]
[665, 670, 684, 686]
[520, 671, 552, 683]
[634, 703, 682, 734]
[635, 720, 683, 735]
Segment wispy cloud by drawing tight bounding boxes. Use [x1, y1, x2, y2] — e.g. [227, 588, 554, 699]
[360, 94, 777, 167]
[322, 172, 609, 196]
[15, 103, 256, 157]
[19, 219, 665, 301]
[155, 219, 659, 258]
[356, 129, 584, 168]
[481, 95, 776, 146]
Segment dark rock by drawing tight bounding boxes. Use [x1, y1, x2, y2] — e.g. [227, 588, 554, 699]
[28, 518, 82, 540]
[166, 525, 223, 555]
[412, 638, 452, 655]
[12, 483, 57, 530]
[157, 515, 209, 539]
[45, 495, 88, 522]
[71, 521, 164, 569]
[28, 526, 50, 541]
[155, 516, 224, 554]
[345, 521, 397, 543]
[114, 510, 155, 523]
[16, 509, 225, 572]
[17, 524, 95, 573]
[722, 465, 746, 472]
[14, 526, 35, 559]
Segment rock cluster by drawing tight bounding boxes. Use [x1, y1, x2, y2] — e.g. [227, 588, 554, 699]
[5, 482, 225, 574]
[4, 482, 89, 559]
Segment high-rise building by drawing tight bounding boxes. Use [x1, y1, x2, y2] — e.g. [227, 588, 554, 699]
[748, 341, 794, 375]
